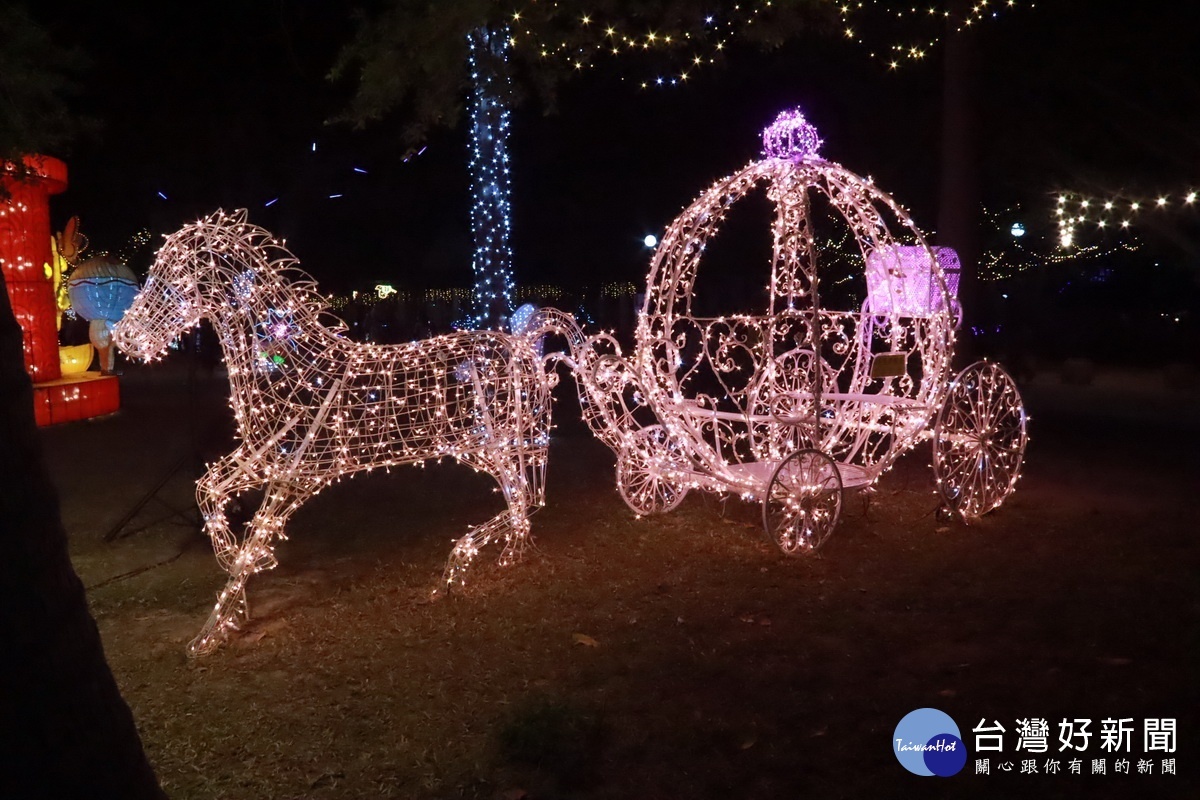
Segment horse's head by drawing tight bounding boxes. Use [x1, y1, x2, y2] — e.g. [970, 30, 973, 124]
[113, 228, 205, 361]
[114, 209, 273, 361]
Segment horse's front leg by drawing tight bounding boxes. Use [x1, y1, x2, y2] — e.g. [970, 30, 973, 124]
[188, 568, 251, 657]
[196, 448, 263, 573]
[188, 480, 308, 656]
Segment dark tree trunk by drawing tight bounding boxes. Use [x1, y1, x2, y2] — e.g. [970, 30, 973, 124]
[466, 26, 516, 330]
[0, 272, 164, 797]
[937, 0, 980, 360]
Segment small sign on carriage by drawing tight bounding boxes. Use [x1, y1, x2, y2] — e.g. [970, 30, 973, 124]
[870, 352, 908, 380]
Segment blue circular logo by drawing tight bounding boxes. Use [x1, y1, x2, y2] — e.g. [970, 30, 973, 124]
[893, 708, 967, 777]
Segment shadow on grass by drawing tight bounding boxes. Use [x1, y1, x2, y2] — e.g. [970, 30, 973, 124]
[495, 696, 608, 796]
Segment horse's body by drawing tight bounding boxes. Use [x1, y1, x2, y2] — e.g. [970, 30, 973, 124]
[114, 210, 567, 655]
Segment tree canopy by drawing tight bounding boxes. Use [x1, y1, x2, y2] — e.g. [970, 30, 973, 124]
[329, 0, 831, 145]
[0, 4, 91, 159]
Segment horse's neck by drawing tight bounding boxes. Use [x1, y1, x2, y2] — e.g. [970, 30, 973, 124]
[209, 278, 342, 399]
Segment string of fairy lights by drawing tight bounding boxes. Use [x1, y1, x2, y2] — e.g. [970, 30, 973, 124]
[1053, 189, 1197, 249]
[327, 282, 637, 310]
[975, 205, 1140, 282]
[84, 227, 154, 267]
[980, 238, 1139, 283]
[838, 0, 1031, 70]
[506, 2, 769, 88]
[503, 1, 1032, 83]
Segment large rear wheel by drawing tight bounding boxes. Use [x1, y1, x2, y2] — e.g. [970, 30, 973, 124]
[933, 360, 1027, 521]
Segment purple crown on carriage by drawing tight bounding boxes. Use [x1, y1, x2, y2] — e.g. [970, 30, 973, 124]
[761, 108, 824, 161]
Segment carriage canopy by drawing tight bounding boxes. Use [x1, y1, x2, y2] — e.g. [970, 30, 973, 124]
[636, 108, 958, 428]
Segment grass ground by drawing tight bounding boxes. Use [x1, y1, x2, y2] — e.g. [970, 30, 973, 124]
[43, 358, 1199, 799]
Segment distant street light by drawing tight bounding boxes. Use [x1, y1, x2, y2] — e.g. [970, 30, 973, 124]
[1010, 222, 1026, 238]
[643, 234, 658, 248]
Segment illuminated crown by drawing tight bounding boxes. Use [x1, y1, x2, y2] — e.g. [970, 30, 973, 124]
[761, 107, 823, 160]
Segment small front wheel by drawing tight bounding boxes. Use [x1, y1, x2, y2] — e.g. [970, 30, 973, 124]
[616, 425, 689, 516]
[762, 449, 843, 556]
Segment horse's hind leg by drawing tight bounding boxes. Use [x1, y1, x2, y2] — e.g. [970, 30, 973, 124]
[442, 444, 546, 589]
[497, 441, 548, 566]
[189, 480, 308, 656]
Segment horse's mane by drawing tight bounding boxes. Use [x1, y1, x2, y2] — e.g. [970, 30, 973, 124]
[178, 209, 346, 335]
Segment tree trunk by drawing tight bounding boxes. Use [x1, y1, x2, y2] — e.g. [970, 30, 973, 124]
[466, 26, 516, 330]
[0, 271, 164, 797]
[937, 0, 980, 359]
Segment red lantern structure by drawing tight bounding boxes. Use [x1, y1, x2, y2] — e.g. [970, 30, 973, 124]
[1, 155, 120, 425]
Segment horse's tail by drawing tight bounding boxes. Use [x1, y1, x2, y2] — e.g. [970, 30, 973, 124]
[511, 305, 586, 372]
[511, 305, 640, 454]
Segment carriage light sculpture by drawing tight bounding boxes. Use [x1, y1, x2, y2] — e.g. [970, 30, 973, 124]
[114, 210, 576, 656]
[563, 106, 1027, 555]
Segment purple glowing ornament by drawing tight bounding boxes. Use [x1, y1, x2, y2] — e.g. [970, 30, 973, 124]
[761, 108, 823, 160]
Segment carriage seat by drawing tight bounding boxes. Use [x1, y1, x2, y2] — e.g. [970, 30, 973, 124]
[766, 349, 928, 426]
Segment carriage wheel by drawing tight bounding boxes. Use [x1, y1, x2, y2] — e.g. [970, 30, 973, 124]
[933, 360, 1027, 521]
[762, 449, 843, 556]
[616, 425, 689, 516]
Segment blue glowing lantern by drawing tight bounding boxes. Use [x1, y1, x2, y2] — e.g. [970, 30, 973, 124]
[68, 257, 140, 322]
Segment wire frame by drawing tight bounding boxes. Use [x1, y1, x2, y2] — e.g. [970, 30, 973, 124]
[567, 108, 959, 512]
[114, 209, 572, 656]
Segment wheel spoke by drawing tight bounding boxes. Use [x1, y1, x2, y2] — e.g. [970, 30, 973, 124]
[941, 446, 978, 486]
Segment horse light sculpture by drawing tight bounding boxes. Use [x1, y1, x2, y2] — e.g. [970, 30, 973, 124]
[114, 210, 573, 656]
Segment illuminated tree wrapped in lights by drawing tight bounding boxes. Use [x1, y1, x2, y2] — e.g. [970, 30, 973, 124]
[331, 9, 527, 330]
[114, 210, 576, 655]
[331, 2, 834, 330]
[564, 108, 1028, 553]
[465, 26, 516, 327]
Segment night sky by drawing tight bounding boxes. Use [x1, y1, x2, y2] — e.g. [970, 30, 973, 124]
[28, 1, 1198, 294]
